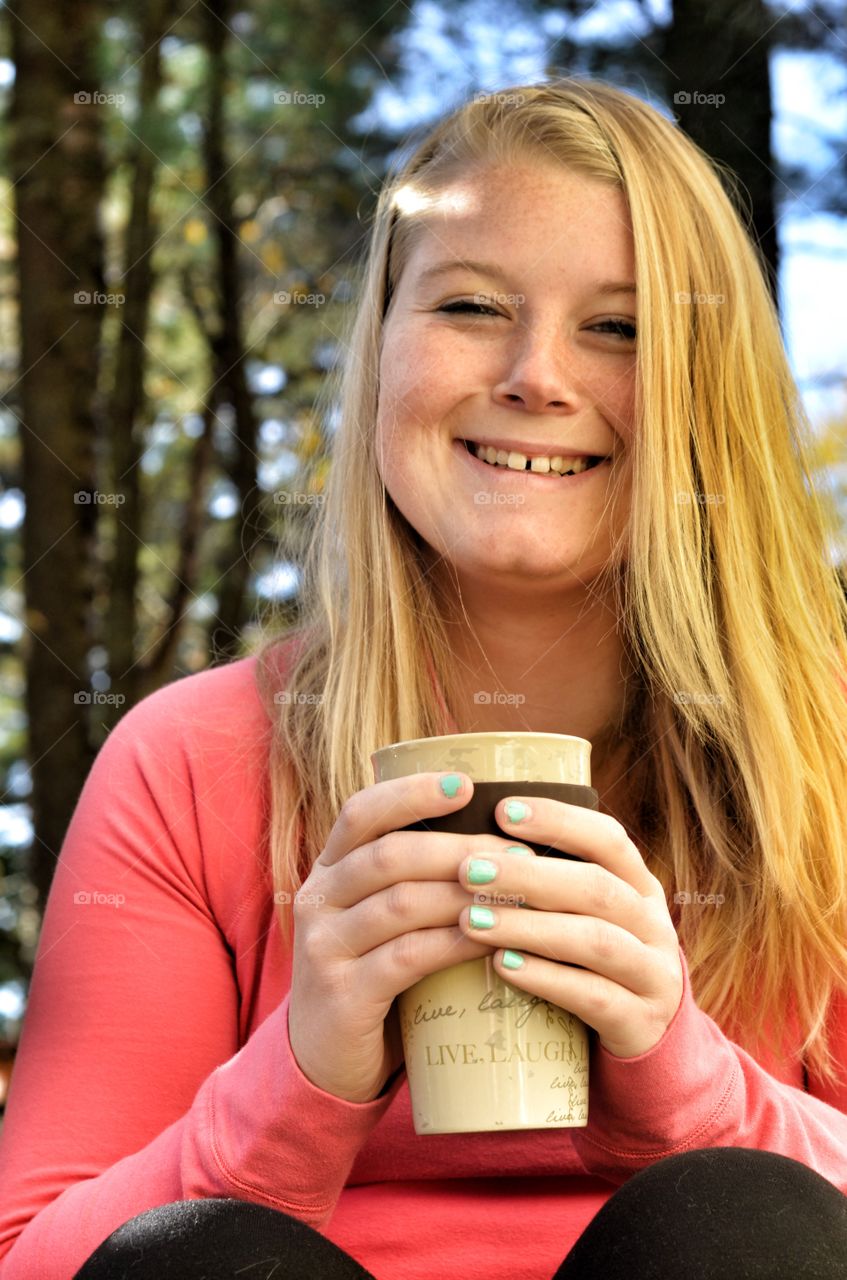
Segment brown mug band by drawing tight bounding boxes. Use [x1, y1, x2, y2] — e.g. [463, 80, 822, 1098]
[400, 781, 598, 861]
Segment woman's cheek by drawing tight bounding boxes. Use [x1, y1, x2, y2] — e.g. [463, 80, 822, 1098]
[590, 366, 637, 440]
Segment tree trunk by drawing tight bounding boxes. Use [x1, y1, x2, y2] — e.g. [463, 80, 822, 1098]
[138, 380, 216, 697]
[662, 0, 780, 305]
[103, 0, 170, 730]
[8, 0, 106, 907]
[201, 0, 267, 663]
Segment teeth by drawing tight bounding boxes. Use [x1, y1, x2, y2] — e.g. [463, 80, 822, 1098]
[471, 441, 598, 476]
[563, 457, 590, 475]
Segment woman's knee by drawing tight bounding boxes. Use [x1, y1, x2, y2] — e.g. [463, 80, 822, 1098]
[73, 1197, 375, 1280]
[618, 1146, 847, 1215]
[554, 1148, 847, 1280]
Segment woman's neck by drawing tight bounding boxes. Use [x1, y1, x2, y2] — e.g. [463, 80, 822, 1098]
[429, 569, 644, 821]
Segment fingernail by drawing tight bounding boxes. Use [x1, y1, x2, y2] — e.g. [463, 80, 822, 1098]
[468, 905, 496, 930]
[504, 800, 530, 824]
[468, 858, 497, 885]
[505, 845, 531, 856]
[502, 949, 525, 970]
[439, 773, 463, 798]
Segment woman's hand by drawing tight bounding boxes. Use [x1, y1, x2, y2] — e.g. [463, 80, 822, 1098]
[288, 772, 511, 1104]
[456, 797, 684, 1059]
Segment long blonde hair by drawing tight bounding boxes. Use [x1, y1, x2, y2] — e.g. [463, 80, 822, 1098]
[251, 77, 847, 1086]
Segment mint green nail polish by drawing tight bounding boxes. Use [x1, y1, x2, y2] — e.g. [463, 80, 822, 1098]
[502, 949, 525, 970]
[439, 773, 463, 798]
[468, 858, 497, 885]
[506, 845, 531, 856]
[505, 800, 529, 824]
[469, 904, 496, 930]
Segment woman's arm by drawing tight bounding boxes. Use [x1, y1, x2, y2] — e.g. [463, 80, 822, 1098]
[0, 661, 399, 1279]
[569, 944, 847, 1189]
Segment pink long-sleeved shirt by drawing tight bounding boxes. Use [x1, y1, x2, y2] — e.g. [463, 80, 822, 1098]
[0, 641, 846, 1279]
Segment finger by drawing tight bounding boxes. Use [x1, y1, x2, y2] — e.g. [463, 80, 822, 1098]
[486, 945, 647, 1052]
[317, 772, 473, 869]
[355, 925, 496, 1009]
[325, 832, 536, 911]
[457, 851, 662, 943]
[458, 902, 662, 996]
[495, 798, 661, 899]
[322, 880, 481, 960]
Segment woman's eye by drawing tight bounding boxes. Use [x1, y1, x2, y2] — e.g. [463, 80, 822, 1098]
[437, 301, 500, 317]
[436, 304, 636, 341]
[592, 319, 637, 340]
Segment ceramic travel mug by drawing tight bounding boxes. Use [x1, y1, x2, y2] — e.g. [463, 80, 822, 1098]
[371, 732, 596, 1135]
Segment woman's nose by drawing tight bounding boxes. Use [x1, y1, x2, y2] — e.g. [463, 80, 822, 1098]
[491, 321, 582, 414]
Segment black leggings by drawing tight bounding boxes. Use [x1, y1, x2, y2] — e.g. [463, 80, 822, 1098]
[73, 1147, 847, 1279]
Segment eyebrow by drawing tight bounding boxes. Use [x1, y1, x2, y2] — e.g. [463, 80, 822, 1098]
[416, 257, 636, 295]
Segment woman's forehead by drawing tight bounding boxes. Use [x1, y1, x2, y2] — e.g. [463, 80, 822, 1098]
[393, 158, 624, 224]
[394, 168, 634, 293]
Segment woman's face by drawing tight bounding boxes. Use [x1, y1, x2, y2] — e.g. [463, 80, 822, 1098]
[375, 159, 636, 592]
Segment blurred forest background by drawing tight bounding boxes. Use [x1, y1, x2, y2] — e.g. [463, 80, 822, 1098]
[1, 0, 847, 1104]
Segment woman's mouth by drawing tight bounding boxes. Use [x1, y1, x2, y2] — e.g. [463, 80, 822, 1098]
[457, 439, 611, 481]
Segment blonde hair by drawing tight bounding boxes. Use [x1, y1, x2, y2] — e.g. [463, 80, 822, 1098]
[251, 77, 847, 1086]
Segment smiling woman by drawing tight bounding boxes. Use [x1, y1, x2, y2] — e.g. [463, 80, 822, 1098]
[264, 77, 847, 1070]
[4, 75, 847, 1280]
[253, 75, 847, 1270]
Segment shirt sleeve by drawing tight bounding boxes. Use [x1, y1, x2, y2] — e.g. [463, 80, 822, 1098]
[569, 944, 847, 1190]
[0, 671, 401, 1279]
